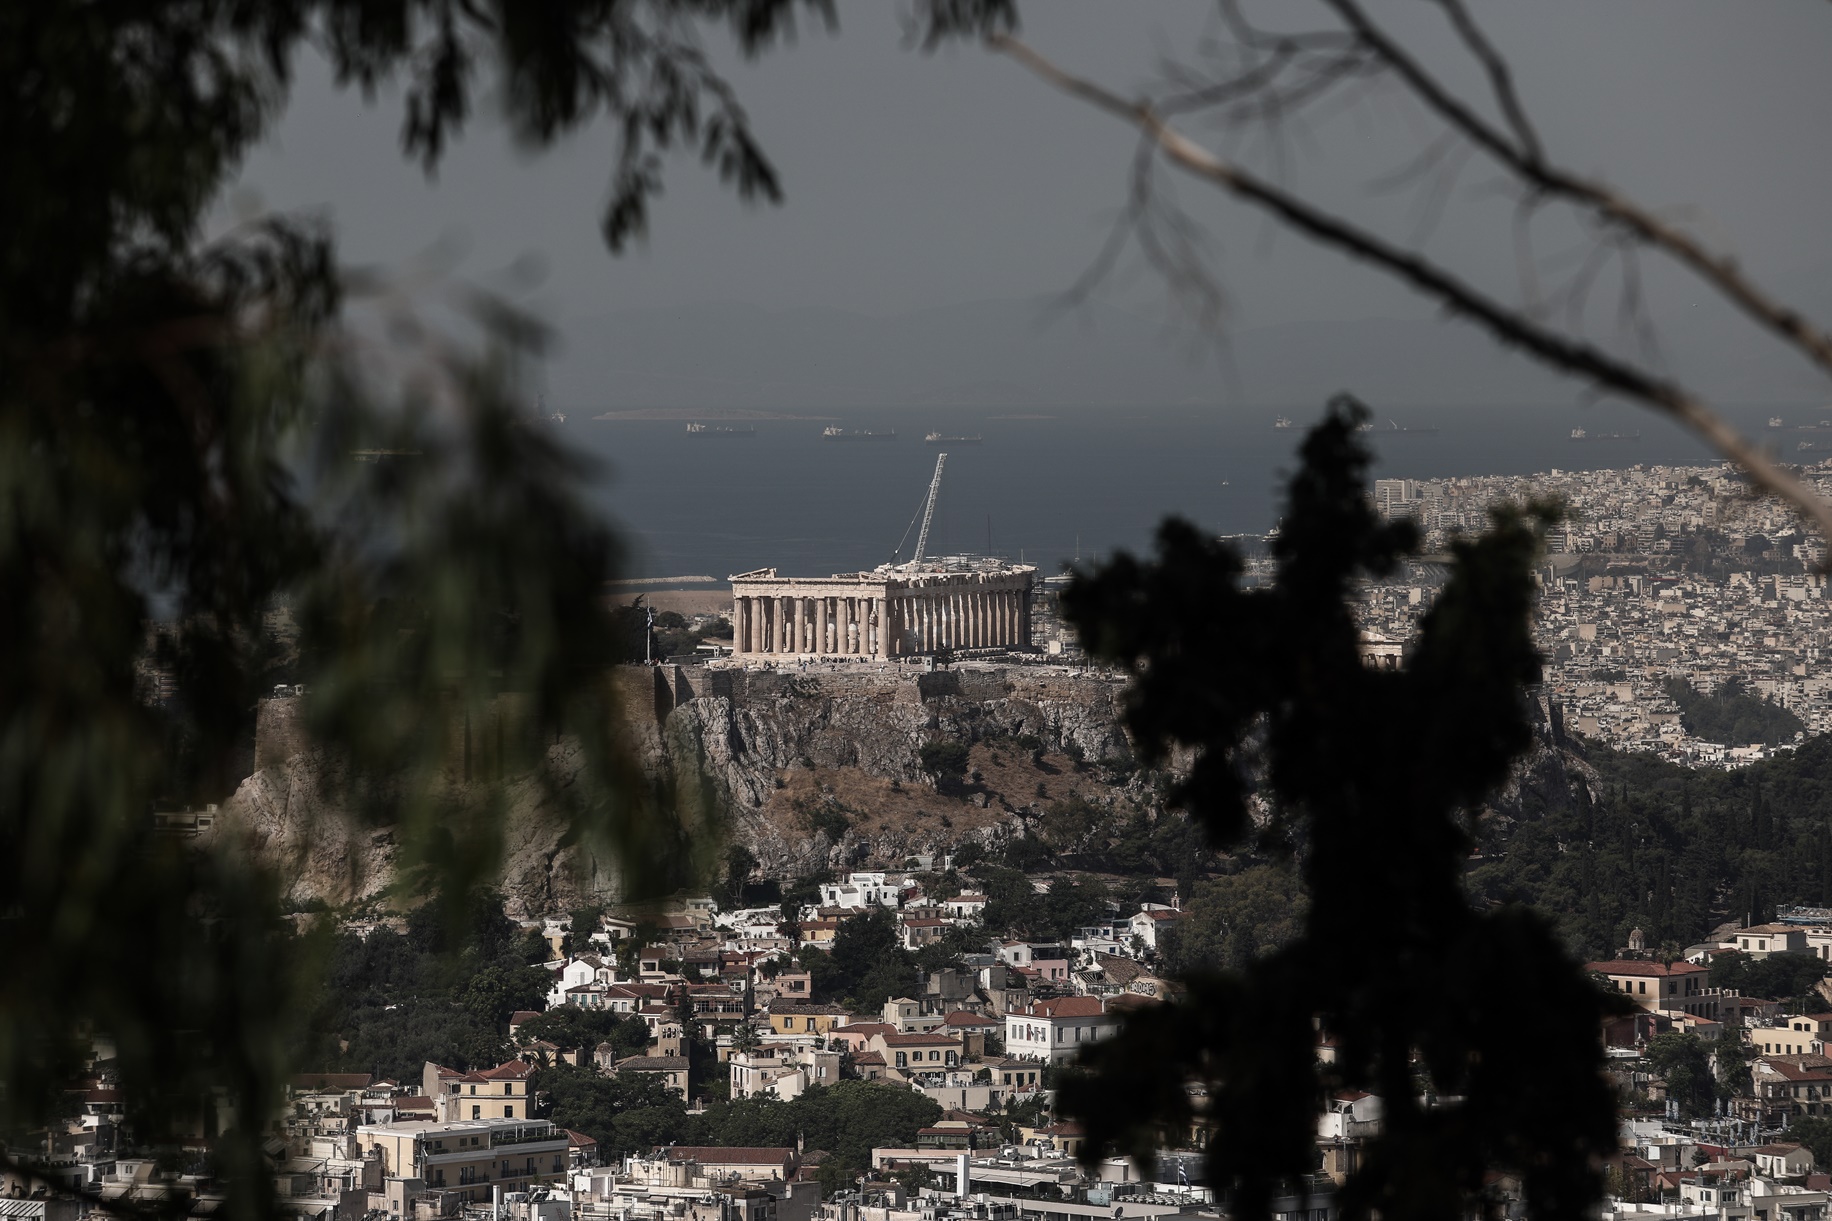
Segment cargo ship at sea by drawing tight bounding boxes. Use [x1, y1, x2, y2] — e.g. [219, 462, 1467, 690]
[686, 422, 755, 437]
[823, 426, 896, 441]
[1570, 428, 1640, 442]
[925, 431, 982, 444]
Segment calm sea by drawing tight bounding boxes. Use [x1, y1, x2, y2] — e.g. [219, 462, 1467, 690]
[568, 402, 1810, 581]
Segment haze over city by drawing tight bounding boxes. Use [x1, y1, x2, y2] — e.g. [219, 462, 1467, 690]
[15, 8, 1832, 1221]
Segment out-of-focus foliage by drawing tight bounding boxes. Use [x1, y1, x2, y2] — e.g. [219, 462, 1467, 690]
[1663, 677, 1805, 748]
[533, 1070, 939, 1188]
[795, 907, 918, 1010]
[1467, 737, 1832, 961]
[1642, 1033, 1721, 1120]
[1158, 864, 1306, 976]
[1057, 399, 1624, 1221]
[0, 0, 1025, 1214]
[303, 894, 556, 1083]
[1707, 950, 1828, 1005]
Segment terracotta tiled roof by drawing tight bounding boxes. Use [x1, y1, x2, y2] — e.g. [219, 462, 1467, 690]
[479, 1059, 536, 1080]
[1017, 997, 1105, 1018]
[942, 1011, 998, 1028]
[1585, 959, 1708, 977]
[878, 1032, 962, 1047]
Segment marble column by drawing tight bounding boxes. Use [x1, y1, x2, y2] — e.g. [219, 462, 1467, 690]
[872, 596, 885, 657]
[776, 597, 788, 653]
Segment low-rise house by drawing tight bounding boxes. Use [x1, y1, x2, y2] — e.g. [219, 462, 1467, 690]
[1751, 1020, 1832, 1057]
[1003, 997, 1120, 1064]
[662, 1146, 800, 1182]
[612, 1055, 690, 1101]
[850, 1050, 889, 1081]
[765, 970, 813, 1001]
[1753, 1057, 1832, 1119]
[819, 873, 901, 911]
[899, 918, 949, 951]
[940, 1011, 1000, 1058]
[729, 1045, 842, 1100]
[1586, 959, 1715, 1016]
[1733, 926, 1812, 958]
[798, 920, 840, 948]
[768, 1001, 852, 1037]
[981, 1056, 1043, 1092]
[870, 1031, 962, 1072]
[882, 998, 944, 1033]
[1022, 1121, 1087, 1158]
[945, 894, 988, 922]
[356, 1116, 567, 1205]
[1127, 908, 1189, 952]
[828, 1023, 896, 1054]
[1751, 1144, 1815, 1179]
[422, 1060, 535, 1122]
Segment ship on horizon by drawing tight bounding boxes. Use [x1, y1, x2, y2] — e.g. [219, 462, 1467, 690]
[823, 426, 896, 441]
[1358, 418, 1440, 436]
[1570, 428, 1640, 442]
[1273, 416, 1295, 430]
[925, 431, 982, 444]
[687, 422, 755, 437]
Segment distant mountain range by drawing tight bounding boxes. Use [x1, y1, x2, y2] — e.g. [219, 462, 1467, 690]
[553, 287, 1831, 414]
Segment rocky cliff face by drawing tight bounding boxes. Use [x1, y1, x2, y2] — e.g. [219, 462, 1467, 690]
[217, 663, 1604, 918]
[218, 664, 1139, 917]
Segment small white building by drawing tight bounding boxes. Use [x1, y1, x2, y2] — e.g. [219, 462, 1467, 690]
[819, 872, 902, 910]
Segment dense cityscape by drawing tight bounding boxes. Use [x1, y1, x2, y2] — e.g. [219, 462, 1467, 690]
[14, 8, 1832, 1221]
[1364, 460, 1832, 767]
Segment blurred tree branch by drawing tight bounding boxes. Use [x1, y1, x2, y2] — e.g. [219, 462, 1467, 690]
[985, 3, 1832, 542]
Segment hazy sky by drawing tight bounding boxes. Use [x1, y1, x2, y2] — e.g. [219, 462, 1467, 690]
[228, 2, 1832, 409]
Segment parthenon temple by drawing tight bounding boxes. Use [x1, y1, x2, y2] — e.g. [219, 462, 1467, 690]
[728, 561, 1036, 658]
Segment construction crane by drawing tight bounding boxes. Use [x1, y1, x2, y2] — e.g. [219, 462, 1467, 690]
[889, 452, 948, 569]
[911, 452, 947, 566]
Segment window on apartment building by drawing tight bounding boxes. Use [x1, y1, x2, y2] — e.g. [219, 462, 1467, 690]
[470, 1085, 477, 1095]
[473, 1106, 481, 1119]
[1638, 981, 1646, 994]
[505, 1106, 514, 1118]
